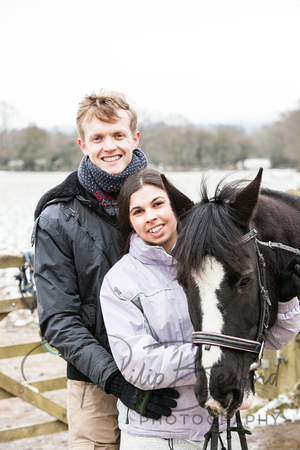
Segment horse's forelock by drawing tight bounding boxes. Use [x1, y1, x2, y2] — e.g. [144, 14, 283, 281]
[175, 181, 251, 286]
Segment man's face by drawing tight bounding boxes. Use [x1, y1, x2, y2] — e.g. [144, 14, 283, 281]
[78, 109, 140, 175]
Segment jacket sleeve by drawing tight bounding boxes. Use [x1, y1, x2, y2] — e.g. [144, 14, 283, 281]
[265, 297, 300, 350]
[100, 274, 198, 391]
[33, 215, 118, 391]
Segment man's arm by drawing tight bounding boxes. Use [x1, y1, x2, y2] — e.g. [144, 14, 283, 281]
[34, 218, 119, 390]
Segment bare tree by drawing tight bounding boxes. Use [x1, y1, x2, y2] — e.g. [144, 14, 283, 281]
[0, 101, 16, 164]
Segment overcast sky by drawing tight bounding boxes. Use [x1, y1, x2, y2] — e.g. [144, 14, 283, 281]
[1, 0, 300, 130]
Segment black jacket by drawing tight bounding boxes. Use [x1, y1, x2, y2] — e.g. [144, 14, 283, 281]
[32, 171, 123, 390]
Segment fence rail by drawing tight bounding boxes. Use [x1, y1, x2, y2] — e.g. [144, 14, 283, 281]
[0, 253, 68, 443]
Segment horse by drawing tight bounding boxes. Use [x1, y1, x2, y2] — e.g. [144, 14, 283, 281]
[162, 168, 300, 421]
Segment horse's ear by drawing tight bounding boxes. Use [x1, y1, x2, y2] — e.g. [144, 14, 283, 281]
[230, 168, 263, 225]
[161, 174, 194, 219]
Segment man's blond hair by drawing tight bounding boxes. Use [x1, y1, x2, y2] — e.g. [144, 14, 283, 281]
[76, 90, 138, 141]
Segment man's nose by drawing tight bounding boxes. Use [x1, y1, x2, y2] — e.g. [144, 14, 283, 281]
[103, 137, 117, 151]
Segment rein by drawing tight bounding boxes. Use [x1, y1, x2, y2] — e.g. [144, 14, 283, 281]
[203, 411, 252, 450]
[192, 230, 300, 450]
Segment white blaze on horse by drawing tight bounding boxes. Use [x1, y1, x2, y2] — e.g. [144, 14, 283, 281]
[163, 168, 300, 420]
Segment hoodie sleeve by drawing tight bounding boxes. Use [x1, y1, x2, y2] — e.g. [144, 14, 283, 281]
[265, 297, 300, 350]
[100, 272, 198, 391]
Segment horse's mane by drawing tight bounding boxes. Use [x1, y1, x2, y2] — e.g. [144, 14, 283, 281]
[253, 187, 300, 266]
[175, 175, 300, 289]
[174, 178, 252, 288]
[260, 186, 300, 209]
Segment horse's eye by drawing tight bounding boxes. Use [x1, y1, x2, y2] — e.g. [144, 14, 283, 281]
[240, 277, 251, 287]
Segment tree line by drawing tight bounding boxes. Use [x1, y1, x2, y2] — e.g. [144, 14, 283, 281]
[0, 103, 299, 171]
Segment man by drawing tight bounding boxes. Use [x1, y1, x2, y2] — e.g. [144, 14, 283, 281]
[32, 91, 178, 449]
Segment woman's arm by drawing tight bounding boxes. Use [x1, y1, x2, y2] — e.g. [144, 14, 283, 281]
[100, 275, 197, 390]
[265, 297, 300, 350]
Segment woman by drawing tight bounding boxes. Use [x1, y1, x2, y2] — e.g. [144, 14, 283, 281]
[100, 168, 300, 449]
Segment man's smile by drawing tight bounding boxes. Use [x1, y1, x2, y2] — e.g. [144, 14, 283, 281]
[102, 155, 122, 162]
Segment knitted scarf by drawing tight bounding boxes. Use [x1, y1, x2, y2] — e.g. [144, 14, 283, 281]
[77, 148, 147, 205]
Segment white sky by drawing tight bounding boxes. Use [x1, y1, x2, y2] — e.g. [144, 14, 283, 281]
[1, 0, 300, 129]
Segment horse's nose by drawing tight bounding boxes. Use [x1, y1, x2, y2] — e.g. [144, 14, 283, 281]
[208, 380, 243, 417]
[205, 390, 238, 419]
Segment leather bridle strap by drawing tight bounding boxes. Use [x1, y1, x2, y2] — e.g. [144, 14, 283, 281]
[231, 411, 252, 450]
[253, 239, 271, 345]
[257, 239, 300, 255]
[203, 417, 219, 450]
[241, 229, 300, 256]
[203, 411, 251, 450]
[192, 331, 261, 353]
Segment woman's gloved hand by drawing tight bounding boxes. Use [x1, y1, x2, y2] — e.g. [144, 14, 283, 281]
[106, 371, 179, 420]
[278, 256, 300, 302]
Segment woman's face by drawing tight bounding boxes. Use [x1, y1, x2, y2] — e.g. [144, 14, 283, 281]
[129, 184, 178, 253]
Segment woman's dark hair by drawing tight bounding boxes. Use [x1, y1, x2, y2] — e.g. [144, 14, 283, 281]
[118, 168, 169, 253]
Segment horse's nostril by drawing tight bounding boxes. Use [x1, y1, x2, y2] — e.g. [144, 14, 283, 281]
[211, 382, 242, 411]
[223, 392, 233, 408]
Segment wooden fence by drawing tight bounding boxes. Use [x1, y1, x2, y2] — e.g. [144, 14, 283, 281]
[256, 339, 300, 399]
[0, 253, 68, 443]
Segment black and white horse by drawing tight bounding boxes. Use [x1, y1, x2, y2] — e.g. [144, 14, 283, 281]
[163, 168, 300, 420]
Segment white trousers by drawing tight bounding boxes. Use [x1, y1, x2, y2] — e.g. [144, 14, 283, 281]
[120, 429, 241, 450]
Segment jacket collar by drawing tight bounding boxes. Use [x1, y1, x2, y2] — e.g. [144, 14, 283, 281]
[34, 171, 81, 219]
[129, 232, 177, 268]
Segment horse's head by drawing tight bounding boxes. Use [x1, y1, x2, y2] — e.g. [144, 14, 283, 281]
[163, 169, 272, 418]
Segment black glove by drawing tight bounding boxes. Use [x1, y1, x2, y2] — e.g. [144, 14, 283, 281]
[278, 256, 300, 302]
[106, 372, 179, 420]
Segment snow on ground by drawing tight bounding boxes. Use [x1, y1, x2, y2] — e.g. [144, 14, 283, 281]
[244, 391, 300, 430]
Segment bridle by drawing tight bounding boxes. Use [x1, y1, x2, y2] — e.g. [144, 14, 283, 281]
[192, 229, 271, 372]
[192, 228, 300, 370]
[191, 229, 300, 450]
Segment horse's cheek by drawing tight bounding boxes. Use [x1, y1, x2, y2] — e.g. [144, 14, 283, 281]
[186, 287, 202, 331]
[194, 369, 208, 408]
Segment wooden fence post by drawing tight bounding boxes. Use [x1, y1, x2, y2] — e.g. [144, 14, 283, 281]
[0, 253, 68, 443]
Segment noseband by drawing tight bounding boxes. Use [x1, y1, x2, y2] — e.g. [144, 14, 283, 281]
[192, 229, 300, 371]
